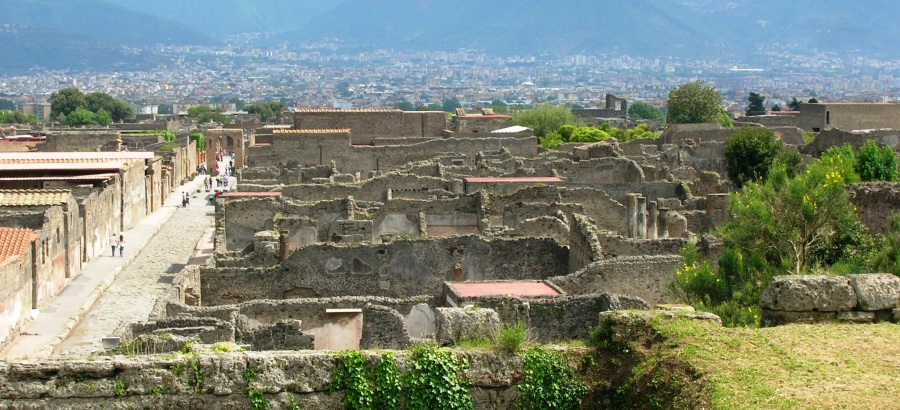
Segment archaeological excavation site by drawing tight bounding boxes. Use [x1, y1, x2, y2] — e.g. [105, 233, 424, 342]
[3, 104, 900, 409]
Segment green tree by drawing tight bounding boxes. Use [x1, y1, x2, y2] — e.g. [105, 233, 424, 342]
[442, 98, 462, 113]
[746, 92, 766, 115]
[511, 104, 580, 137]
[855, 140, 899, 182]
[808, 98, 819, 104]
[490, 99, 508, 114]
[229, 97, 245, 110]
[396, 101, 415, 111]
[0, 99, 14, 111]
[188, 105, 229, 125]
[788, 98, 802, 111]
[189, 132, 205, 150]
[724, 127, 784, 187]
[627, 101, 663, 120]
[50, 87, 86, 118]
[65, 108, 96, 126]
[244, 102, 284, 122]
[337, 82, 352, 97]
[723, 156, 862, 275]
[569, 126, 609, 142]
[771, 104, 782, 112]
[666, 80, 725, 124]
[0, 111, 37, 124]
[95, 108, 113, 126]
[85, 92, 134, 122]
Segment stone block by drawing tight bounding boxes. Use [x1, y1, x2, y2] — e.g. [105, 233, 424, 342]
[760, 275, 857, 312]
[846, 274, 900, 311]
[761, 309, 837, 327]
[836, 311, 875, 324]
[434, 307, 500, 346]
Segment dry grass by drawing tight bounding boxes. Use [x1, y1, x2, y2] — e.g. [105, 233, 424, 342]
[654, 319, 900, 410]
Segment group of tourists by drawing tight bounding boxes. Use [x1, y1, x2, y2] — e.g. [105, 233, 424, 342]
[108, 234, 125, 257]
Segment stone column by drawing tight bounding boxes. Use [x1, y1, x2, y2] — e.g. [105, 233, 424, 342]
[637, 196, 647, 239]
[648, 200, 658, 240]
[706, 193, 730, 231]
[657, 207, 669, 239]
[625, 193, 639, 238]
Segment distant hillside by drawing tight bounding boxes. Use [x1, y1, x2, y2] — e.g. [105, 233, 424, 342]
[0, 0, 211, 72]
[106, 0, 342, 37]
[0, 27, 162, 73]
[274, 0, 900, 59]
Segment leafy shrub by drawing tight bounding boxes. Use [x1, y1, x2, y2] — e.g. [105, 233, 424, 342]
[724, 126, 783, 187]
[496, 322, 528, 354]
[404, 343, 473, 410]
[518, 347, 587, 410]
[855, 140, 898, 182]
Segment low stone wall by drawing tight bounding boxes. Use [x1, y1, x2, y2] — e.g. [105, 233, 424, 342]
[761, 274, 900, 326]
[0, 350, 553, 409]
[849, 182, 900, 235]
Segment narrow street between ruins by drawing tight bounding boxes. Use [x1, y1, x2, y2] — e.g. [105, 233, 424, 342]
[52, 195, 214, 357]
[52, 159, 235, 358]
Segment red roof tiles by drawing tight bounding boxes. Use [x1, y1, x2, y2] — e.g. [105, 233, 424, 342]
[0, 227, 37, 264]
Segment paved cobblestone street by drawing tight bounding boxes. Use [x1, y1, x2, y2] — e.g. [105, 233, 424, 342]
[53, 196, 214, 358]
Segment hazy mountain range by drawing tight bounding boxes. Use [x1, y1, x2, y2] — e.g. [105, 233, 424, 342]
[2, 0, 899, 72]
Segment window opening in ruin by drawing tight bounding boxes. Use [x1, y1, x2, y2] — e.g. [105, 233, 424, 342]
[826, 111, 830, 125]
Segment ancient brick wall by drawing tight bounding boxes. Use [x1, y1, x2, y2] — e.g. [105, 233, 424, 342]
[121, 161, 149, 230]
[77, 183, 121, 261]
[568, 214, 602, 272]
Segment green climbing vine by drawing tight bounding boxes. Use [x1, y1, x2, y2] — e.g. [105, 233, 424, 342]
[243, 367, 270, 410]
[518, 346, 587, 410]
[330, 344, 473, 410]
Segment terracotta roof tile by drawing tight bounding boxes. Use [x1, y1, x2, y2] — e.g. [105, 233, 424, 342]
[0, 189, 71, 206]
[0, 227, 37, 264]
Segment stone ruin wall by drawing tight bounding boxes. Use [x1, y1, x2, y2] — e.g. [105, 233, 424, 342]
[849, 182, 900, 234]
[549, 255, 683, 306]
[202, 236, 569, 305]
[0, 349, 594, 410]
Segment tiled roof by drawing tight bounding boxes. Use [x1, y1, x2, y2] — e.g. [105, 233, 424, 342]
[0, 163, 126, 171]
[0, 152, 154, 162]
[0, 173, 118, 181]
[0, 189, 71, 206]
[0, 227, 37, 264]
[449, 281, 562, 298]
[293, 108, 401, 113]
[273, 129, 351, 134]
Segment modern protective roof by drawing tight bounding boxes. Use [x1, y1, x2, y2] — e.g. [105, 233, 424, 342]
[0, 152, 154, 161]
[464, 177, 562, 183]
[0, 189, 71, 207]
[0, 227, 37, 264]
[0, 173, 118, 181]
[219, 192, 282, 198]
[0, 163, 126, 171]
[448, 281, 562, 298]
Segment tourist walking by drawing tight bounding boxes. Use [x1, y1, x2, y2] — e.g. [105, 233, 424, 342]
[118, 234, 125, 257]
[109, 233, 117, 256]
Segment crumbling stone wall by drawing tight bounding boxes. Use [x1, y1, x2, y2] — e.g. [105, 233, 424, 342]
[202, 236, 568, 305]
[849, 182, 900, 235]
[802, 129, 900, 156]
[550, 255, 682, 306]
[595, 233, 686, 259]
[0, 253, 32, 351]
[761, 274, 900, 326]
[462, 294, 649, 343]
[568, 214, 603, 272]
[0, 350, 561, 409]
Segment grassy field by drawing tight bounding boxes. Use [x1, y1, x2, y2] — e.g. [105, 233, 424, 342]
[638, 315, 900, 410]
